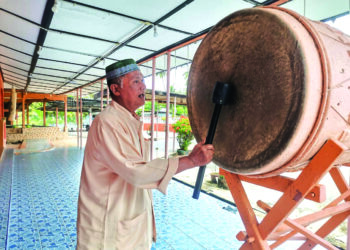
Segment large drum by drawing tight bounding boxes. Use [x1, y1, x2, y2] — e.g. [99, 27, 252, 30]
[188, 7, 350, 177]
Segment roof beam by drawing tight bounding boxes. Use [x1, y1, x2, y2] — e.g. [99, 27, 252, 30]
[137, 28, 209, 65]
[53, 0, 195, 94]
[3, 81, 25, 88]
[0, 29, 191, 74]
[62, 0, 193, 36]
[2, 69, 30, 79]
[0, 62, 92, 82]
[0, 11, 191, 63]
[0, 43, 32, 57]
[24, 0, 55, 92]
[60, 27, 205, 95]
[4, 90, 66, 101]
[3, 73, 26, 81]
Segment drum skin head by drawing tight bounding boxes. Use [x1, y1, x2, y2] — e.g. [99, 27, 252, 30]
[188, 8, 305, 174]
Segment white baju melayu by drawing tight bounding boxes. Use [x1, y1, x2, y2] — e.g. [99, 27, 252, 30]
[77, 101, 178, 250]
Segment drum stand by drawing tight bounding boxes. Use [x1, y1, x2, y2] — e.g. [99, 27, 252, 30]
[220, 139, 350, 249]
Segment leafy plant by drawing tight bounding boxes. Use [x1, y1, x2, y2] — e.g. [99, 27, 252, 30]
[172, 116, 194, 151]
[217, 175, 228, 189]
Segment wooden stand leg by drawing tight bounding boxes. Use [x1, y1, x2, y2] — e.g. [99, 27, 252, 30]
[222, 172, 270, 249]
[299, 166, 350, 249]
[220, 140, 347, 249]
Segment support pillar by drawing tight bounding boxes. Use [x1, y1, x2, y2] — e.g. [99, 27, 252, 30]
[80, 88, 83, 149]
[26, 103, 29, 125]
[64, 96, 67, 132]
[151, 57, 156, 160]
[43, 101, 46, 127]
[0, 118, 6, 157]
[22, 94, 25, 128]
[156, 102, 159, 140]
[101, 80, 104, 111]
[89, 108, 92, 126]
[56, 107, 58, 127]
[76, 89, 79, 147]
[165, 51, 171, 159]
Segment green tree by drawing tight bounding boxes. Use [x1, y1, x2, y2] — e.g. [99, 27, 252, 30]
[16, 101, 91, 129]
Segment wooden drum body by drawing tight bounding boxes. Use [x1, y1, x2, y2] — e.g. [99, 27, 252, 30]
[188, 7, 350, 176]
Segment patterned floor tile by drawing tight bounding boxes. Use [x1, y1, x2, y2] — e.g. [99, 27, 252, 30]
[0, 144, 324, 249]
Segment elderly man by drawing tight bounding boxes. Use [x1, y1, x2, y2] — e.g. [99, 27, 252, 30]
[76, 59, 214, 249]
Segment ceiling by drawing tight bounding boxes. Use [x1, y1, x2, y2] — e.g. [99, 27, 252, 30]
[0, 0, 349, 97]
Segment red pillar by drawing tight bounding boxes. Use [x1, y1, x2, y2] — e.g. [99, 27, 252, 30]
[26, 103, 29, 125]
[22, 93, 25, 128]
[0, 73, 5, 153]
[64, 96, 67, 132]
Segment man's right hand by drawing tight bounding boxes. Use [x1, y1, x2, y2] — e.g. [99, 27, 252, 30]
[187, 140, 215, 167]
[177, 140, 215, 174]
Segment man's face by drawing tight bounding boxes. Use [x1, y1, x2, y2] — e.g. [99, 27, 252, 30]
[114, 70, 146, 113]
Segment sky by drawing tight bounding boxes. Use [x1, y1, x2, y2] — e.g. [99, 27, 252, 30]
[144, 64, 190, 94]
[326, 14, 350, 35]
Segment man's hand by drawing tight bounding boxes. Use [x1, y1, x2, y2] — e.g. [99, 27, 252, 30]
[177, 140, 215, 174]
[188, 140, 214, 167]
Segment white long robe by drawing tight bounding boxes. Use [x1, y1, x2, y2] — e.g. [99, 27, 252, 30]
[77, 101, 178, 250]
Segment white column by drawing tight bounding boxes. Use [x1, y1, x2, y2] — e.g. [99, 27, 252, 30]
[151, 57, 156, 160]
[80, 88, 83, 149]
[89, 108, 92, 126]
[165, 51, 171, 158]
[100, 80, 104, 111]
[76, 89, 79, 147]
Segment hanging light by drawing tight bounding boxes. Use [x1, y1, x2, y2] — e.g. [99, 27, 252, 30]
[153, 25, 158, 37]
[37, 46, 43, 55]
[52, 0, 61, 13]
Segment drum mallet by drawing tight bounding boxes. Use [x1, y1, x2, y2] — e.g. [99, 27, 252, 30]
[192, 81, 233, 199]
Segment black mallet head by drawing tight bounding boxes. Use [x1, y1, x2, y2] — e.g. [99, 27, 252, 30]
[212, 81, 233, 105]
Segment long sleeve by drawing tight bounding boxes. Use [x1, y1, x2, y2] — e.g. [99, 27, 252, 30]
[88, 113, 178, 194]
[77, 102, 172, 249]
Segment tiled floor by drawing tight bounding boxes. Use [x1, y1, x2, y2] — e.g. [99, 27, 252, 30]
[4, 145, 83, 249]
[151, 180, 243, 249]
[0, 149, 13, 250]
[0, 140, 326, 249]
[0, 142, 244, 249]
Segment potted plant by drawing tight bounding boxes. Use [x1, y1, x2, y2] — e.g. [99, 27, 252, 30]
[172, 116, 194, 155]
